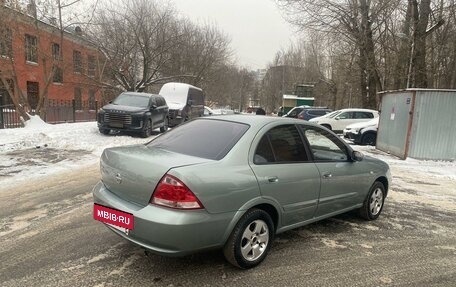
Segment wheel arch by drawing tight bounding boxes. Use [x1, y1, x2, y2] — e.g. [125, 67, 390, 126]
[375, 176, 389, 196]
[221, 199, 281, 245]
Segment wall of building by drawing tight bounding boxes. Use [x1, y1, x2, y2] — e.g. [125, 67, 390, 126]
[0, 11, 104, 108]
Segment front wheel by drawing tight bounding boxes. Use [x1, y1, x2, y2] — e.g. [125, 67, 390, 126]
[361, 132, 377, 146]
[99, 128, 110, 135]
[359, 181, 386, 220]
[223, 209, 274, 269]
[160, 117, 168, 133]
[141, 119, 152, 138]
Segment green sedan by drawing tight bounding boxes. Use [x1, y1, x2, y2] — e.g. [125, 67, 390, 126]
[93, 115, 391, 269]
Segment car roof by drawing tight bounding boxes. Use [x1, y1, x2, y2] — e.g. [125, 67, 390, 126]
[336, 108, 378, 112]
[196, 114, 323, 129]
[121, 92, 160, 98]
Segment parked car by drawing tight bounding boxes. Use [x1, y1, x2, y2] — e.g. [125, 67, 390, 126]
[204, 107, 235, 116]
[93, 116, 391, 269]
[281, 105, 310, 118]
[159, 82, 204, 127]
[203, 106, 216, 116]
[297, 108, 333, 120]
[97, 92, 168, 138]
[309, 108, 379, 133]
[344, 118, 379, 146]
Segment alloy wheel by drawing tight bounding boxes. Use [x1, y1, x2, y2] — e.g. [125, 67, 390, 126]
[369, 188, 384, 216]
[240, 219, 269, 261]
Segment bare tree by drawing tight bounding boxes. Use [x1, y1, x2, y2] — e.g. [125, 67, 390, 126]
[91, 0, 233, 94]
[276, 0, 403, 108]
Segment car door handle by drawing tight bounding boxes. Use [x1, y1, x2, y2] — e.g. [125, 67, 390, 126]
[267, 176, 279, 183]
[322, 173, 332, 179]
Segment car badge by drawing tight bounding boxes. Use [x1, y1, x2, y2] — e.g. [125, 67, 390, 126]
[115, 173, 122, 184]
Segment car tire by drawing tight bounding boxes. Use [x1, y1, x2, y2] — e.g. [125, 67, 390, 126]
[361, 132, 377, 146]
[321, 124, 332, 130]
[223, 208, 274, 269]
[141, 119, 152, 138]
[160, 117, 168, 133]
[359, 181, 386, 221]
[99, 128, 110, 135]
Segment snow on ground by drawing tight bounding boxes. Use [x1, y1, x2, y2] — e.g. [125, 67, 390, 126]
[0, 120, 156, 187]
[0, 119, 455, 191]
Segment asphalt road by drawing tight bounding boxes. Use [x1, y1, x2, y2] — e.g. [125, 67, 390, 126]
[1, 163, 455, 287]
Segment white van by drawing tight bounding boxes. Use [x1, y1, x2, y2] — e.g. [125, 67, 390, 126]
[159, 82, 205, 127]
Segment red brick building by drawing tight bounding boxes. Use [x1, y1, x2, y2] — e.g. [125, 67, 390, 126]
[0, 5, 105, 114]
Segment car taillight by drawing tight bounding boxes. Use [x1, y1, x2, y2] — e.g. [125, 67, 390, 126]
[151, 174, 203, 209]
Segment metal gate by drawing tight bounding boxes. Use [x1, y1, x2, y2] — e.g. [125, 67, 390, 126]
[376, 91, 414, 159]
[0, 105, 22, 129]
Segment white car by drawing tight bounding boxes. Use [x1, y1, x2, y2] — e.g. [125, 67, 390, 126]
[343, 118, 379, 146]
[309, 108, 379, 132]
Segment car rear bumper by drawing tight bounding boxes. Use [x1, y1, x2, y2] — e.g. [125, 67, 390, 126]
[92, 181, 235, 256]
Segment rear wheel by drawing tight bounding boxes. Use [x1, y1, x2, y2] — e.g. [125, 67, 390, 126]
[361, 132, 376, 146]
[141, 119, 152, 138]
[223, 209, 274, 269]
[160, 117, 168, 133]
[359, 181, 385, 220]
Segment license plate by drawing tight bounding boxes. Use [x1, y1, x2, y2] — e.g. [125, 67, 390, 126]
[110, 122, 123, 128]
[93, 204, 134, 231]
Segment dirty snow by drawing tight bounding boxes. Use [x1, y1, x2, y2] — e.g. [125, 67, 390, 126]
[0, 120, 154, 187]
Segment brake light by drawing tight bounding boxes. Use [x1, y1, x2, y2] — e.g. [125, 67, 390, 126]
[151, 174, 203, 209]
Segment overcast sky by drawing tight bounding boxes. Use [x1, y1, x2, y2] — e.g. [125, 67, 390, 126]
[171, 0, 295, 70]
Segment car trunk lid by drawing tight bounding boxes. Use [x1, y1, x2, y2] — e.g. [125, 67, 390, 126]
[100, 145, 211, 206]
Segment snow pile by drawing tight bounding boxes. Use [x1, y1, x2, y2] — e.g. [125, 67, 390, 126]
[24, 115, 52, 129]
[0, 121, 157, 187]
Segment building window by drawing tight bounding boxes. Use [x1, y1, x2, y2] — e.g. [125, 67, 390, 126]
[25, 34, 38, 63]
[51, 43, 60, 60]
[87, 55, 96, 77]
[0, 28, 13, 58]
[27, 81, 39, 110]
[53, 66, 63, 83]
[0, 79, 14, 106]
[74, 87, 82, 110]
[73, 50, 82, 73]
[88, 89, 96, 110]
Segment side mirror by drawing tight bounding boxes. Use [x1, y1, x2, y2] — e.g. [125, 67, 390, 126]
[187, 100, 193, 106]
[335, 116, 340, 120]
[151, 104, 157, 109]
[352, 151, 364, 162]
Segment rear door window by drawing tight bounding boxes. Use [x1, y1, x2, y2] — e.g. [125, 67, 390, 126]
[147, 119, 249, 160]
[254, 125, 309, 164]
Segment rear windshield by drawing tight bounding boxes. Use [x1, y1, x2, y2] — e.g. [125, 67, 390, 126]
[147, 119, 249, 160]
[113, 94, 150, 108]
